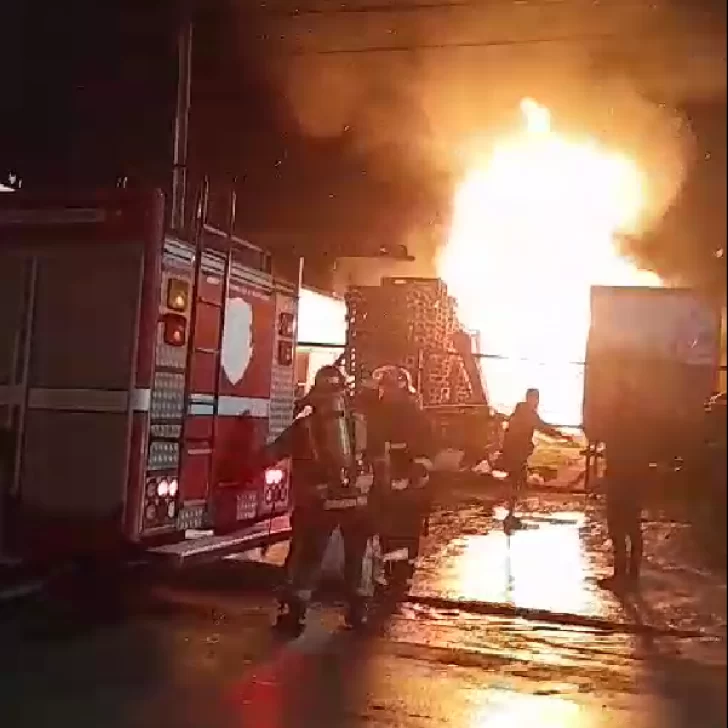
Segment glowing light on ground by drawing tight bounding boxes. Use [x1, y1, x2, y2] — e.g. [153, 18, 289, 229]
[471, 689, 583, 728]
[447, 519, 597, 617]
[439, 99, 661, 425]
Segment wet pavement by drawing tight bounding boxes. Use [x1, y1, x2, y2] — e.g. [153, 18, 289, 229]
[1, 489, 725, 728]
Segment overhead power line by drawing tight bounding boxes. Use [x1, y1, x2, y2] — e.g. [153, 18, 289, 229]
[251, 0, 717, 17]
[254, 28, 724, 56]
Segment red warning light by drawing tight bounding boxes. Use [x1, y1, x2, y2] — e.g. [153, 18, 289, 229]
[278, 312, 295, 337]
[277, 340, 293, 366]
[162, 313, 187, 347]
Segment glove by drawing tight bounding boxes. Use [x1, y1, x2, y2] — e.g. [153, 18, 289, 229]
[412, 458, 433, 485]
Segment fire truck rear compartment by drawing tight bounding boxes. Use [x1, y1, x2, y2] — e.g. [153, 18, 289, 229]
[1, 190, 299, 567]
[4, 244, 144, 558]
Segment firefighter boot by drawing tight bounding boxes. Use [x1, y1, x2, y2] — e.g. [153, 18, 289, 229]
[275, 597, 307, 634]
[503, 513, 524, 534]
[344, 596, 370, 630]
[388, 559, 412, 590]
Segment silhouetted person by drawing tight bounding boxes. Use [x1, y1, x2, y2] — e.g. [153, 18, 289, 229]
[367, 366, 436, 589]
[500, 388, 573, 530]
[237, 366, 374, 631]
[598, 384, 649, 590]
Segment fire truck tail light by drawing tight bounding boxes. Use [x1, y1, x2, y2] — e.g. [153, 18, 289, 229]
[277, 340, 293, 366]
[265, 468, 285, 486]
[157, 479, 169, 497]
[162, 313, 187, 346]
[278, 312, 295, 337]
[168, 478, 179, 497]
[167, 278, 189, 312]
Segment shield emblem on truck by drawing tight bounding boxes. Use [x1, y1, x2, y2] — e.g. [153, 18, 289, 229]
[221, 297, 254, 386]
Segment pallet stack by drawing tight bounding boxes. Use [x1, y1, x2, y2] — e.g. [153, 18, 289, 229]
[422, 352, 452, 405]
[450, 356, 474, 405]
[381, 277, 456, 349]
[345, 277, 480, 406]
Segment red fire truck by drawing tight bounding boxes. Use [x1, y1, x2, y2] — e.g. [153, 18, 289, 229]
[0, 187, 298, 567]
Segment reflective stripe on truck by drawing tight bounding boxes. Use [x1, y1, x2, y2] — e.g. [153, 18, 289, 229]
[0, 387, 272, 417]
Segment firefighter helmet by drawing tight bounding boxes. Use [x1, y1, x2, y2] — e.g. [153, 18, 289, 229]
[356, 372, 380, 410]
[313, 365, 346, 392]
[372, 365, 415, 395]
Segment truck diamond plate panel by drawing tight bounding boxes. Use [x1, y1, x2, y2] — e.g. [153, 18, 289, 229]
[268, 291, 297, 441]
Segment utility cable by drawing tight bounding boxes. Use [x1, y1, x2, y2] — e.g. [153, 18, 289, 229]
[255, 27, 722, 56]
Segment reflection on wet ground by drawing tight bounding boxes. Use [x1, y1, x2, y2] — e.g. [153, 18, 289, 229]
[371, 497, 639, 697]
[2, 490, 725, 728]
[380, 494, 725, 700]
[469, 688, 583, 728]
[412, 503, 612, 618]
[387, 609, 636, 670]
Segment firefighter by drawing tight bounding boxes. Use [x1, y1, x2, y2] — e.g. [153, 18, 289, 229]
[243, 365, 374, 632]
[499, 388, 574, 532]
[599, 441, 647, 590]
[598, 383, 651, 591]
[368, 366, 436, 591]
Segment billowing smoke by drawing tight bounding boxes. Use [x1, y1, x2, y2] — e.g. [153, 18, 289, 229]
[232, 0, 725, 291]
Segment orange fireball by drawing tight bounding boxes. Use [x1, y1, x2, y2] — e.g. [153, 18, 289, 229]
[439, 99, 661, 425]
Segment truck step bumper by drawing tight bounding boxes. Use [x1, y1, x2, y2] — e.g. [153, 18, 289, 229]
[149, 515, 291, 568]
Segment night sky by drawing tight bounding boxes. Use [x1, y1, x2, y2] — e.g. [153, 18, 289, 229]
[0, 0, 725, 293]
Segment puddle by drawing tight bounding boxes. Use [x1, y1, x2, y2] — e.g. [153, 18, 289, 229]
[412, 510, 615, 620]
[470, 688, 583, 728]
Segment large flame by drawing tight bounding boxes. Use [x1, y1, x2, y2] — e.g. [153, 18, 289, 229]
[439, 99, 661, 425]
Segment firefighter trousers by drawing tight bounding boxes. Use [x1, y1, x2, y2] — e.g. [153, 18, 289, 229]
[283, 505, 373, 608]
[378, 486, 430, 573]
[607, 491, 643, 580]
[506, 460, 528, 514]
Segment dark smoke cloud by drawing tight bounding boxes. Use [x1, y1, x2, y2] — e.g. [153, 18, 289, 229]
[3, 0, 723, 295]
[191, 1, 450, 274]
[239, 0, 726, 291]
[625, 100, 727, 296]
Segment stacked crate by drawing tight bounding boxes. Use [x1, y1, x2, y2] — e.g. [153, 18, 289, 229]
[345, 285, 396, 383]
[422, 352, 452, 405]
[381, 277, 456, 350]
[450, 355, 474, 404]
[345, 277, 479, 406]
